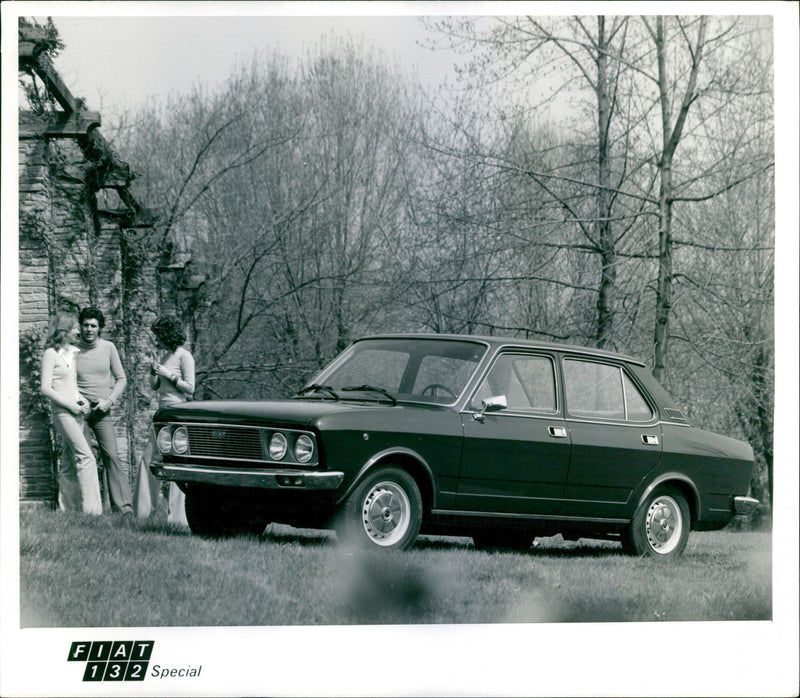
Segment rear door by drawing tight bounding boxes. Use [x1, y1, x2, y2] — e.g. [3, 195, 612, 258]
[559, 357, 662, 519]
[458, 352, 571, 515]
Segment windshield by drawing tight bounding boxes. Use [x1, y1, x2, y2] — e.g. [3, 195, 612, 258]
[309, 338, 488, 404]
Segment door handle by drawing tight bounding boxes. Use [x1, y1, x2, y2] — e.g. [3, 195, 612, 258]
[641, 434, 659, 446]
[548, 426, 567, 438]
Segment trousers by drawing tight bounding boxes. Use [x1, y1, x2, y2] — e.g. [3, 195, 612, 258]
[51, 409, 103, 515]
[134, 437, 188, 527]
[85, 409, 133, 514]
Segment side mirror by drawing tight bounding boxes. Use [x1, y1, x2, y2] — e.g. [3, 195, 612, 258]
[474, 395, 507, 421]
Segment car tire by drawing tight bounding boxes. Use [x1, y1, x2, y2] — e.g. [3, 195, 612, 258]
[621, 486, 690, 558]
[336, 467, 422, 551]
[185, 488, 268, 538]
[472, 529, 532, 552]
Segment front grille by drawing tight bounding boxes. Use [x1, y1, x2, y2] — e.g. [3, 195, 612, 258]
[186, 425, 264, 460]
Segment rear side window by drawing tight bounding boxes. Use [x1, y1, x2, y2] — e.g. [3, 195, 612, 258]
[564, 359, 653, 422]
[623, 373, 653, 421]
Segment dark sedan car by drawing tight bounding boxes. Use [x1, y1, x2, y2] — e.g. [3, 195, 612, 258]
[151, 334, 758, 557]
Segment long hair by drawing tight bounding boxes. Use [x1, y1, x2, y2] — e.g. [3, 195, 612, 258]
[44, 312, 77, 349]
[151, 315, 186, 352]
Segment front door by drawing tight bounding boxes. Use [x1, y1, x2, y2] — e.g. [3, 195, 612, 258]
[458, 352, 571, 515]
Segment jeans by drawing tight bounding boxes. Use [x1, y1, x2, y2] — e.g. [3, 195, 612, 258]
[52, 408, 102, 515]
[85, 409, 133, 514]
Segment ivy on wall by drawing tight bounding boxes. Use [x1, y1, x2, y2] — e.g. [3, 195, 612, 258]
[18, 332, 48, 420]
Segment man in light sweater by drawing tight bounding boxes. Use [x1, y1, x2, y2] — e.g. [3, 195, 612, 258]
[75, 307, 133, 515]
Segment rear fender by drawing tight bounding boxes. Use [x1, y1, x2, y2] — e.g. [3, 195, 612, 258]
[633, 473, 701, 525]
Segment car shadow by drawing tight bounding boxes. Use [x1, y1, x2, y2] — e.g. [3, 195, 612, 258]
[131, 517, 625, 557]
[524, 542, 623, 558]
[415, 533, 623, 557]
[260, 524, 336, 547]
[261, 528, 624, 557]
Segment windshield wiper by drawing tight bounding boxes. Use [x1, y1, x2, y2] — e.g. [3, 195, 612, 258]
[341, 385, 397, 405]
[294, 384, 339, 400]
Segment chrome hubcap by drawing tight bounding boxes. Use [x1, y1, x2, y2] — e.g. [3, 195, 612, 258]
[645, 495, 683, 554]
[361, 481, 410, 547]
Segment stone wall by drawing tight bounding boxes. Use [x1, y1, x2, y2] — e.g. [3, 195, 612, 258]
[18, 132, 161, 507]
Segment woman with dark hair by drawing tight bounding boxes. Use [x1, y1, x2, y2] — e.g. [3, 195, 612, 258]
[134, 315, 195, 524]
[40, 311, 102, 514]
[148, 316, 195, 404]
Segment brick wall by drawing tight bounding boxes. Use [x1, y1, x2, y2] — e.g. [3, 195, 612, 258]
[19, 135, 56, 503]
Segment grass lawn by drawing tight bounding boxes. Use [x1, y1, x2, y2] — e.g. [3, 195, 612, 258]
[19, 507, 771, 627]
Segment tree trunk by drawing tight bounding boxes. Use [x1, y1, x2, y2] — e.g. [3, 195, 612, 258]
[595, 16, 617, 349]
[651, 16, 707, 381]
[653, 154, 674, 381]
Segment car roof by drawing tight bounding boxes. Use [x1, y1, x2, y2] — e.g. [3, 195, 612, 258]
[356, 333, 647, 367]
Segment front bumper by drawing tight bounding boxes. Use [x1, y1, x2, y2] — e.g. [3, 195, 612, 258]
[151, 461, 344, 491]
[734, 496, 760, 516]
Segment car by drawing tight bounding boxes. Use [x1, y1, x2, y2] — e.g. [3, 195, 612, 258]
[150, 333, 759, 557]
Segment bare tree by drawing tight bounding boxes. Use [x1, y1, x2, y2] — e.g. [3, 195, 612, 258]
[425, 15, 651, 349]
[122, 41, 421, 398]
[632, 15, 774, 380]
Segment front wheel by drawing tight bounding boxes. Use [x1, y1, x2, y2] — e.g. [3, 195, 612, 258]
[185, 487, 269, 538]
[621, 486, 690, 558]
[336, 467, 422, 551]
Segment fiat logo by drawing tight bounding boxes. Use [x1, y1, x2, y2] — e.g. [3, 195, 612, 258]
[212, 430, 227, 439]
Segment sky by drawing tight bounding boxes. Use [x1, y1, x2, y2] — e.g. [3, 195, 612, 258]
[48, 12, 466, 117]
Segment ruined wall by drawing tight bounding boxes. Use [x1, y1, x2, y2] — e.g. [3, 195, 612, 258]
[18, 131, 161, 506]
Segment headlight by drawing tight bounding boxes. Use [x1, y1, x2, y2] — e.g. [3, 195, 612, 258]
[269, 432, 288, 460]
[294, 434, 314, 463]
[172, 426, 189, 454]
[156, 427, 173, 453]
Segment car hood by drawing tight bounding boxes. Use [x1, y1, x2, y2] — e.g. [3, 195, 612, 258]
[153, 398, 396, 428]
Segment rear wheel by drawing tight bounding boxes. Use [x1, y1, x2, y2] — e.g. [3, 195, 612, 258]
[621, 486, 690, 558]
[336, 467, 422, 551]
[185, 487, 268, 537]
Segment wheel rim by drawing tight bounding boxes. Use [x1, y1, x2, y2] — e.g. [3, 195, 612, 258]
[360, 480, 410, 547]
[645, 495, 683, 554]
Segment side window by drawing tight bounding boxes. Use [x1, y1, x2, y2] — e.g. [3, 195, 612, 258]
[563, 359, 625, 420]
[623, 373, 653, 421]
[564, 359, 654, 421]
[471, 354, 556, 413]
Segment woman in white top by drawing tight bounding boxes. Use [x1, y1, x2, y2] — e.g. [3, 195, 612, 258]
[40, 312, 103, 515]
[134, 315, 195, 525]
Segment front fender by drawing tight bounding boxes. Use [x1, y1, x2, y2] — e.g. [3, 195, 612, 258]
[315, 407, 463, 509]
[334, 446, 436, 508]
